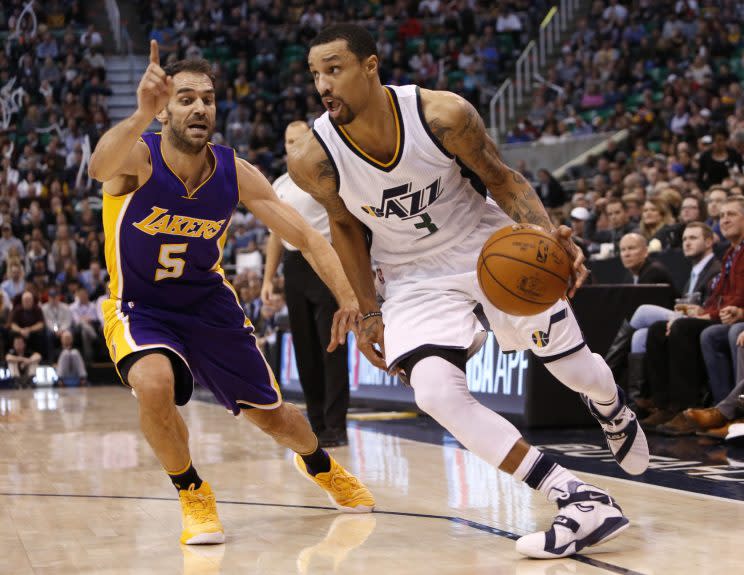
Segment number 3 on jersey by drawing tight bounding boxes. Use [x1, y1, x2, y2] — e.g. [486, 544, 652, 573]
[155, 243, 188, 281]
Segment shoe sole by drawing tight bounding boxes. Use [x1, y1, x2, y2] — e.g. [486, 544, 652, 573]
[292, 456, 374, 513]
[516, 516, 630, 559]
[181, 531, 226, 545]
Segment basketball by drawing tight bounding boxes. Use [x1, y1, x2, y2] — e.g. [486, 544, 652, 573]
[477, 225, 571, 316]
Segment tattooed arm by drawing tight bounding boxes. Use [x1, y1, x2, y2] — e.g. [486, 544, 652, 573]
[420, 89, 588, 292]
[288, 131, 387, 369]
[421, 89, 552, 229]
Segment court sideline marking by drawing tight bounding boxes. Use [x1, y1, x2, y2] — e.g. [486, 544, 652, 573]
[0, 491, 645, 575]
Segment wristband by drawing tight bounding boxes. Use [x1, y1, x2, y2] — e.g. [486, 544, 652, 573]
[362, 311, 382, 321]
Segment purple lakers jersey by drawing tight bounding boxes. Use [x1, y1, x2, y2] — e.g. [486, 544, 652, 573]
[103, 132, 238, 310]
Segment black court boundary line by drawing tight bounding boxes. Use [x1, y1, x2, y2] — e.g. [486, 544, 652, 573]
[0, 492, 645, 575]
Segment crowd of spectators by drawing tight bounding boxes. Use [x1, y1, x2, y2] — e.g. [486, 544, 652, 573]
[507, 0, 744, 144]
[0, 1, 111, 385]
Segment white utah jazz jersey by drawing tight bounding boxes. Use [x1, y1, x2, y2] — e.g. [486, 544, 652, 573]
[313, 84, 503, 265]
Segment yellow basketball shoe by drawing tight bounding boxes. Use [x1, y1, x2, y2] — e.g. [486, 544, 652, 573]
[178, 481, 225, 545]
[293, 454, 375, 513]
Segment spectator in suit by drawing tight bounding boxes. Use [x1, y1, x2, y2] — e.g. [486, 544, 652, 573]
[618, 233, 676, 286]
[643, 197, 744, 434]
[605, 223, 721, 402]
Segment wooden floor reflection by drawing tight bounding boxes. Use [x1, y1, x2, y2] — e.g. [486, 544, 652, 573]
[0, 387, 742, 574]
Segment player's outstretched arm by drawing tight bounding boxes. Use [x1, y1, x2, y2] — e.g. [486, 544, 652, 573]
[88, 40, 172, 193]
[287, 134, 388, 370]
[236, 157, 361, 351]
[419, 89, 588, 294]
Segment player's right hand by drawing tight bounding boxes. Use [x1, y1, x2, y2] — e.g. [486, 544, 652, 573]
[355, 315, 388, 371]
[137, 40, 172, 119]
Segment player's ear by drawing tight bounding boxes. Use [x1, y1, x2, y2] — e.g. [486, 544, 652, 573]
[156, 106, 168, 124]
[365, 55, 379, 78]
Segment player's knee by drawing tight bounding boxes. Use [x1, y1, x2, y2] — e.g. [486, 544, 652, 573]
[128, 357, 175, 410]
[245, 403, 291, 436]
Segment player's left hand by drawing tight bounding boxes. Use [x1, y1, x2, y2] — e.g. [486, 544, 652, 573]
[552, 225, 588, 298]
[327, 302, 362, 353]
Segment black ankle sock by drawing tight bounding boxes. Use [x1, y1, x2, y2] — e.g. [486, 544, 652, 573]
[301, 446, 331, 475]
[168, 462, 203, 491]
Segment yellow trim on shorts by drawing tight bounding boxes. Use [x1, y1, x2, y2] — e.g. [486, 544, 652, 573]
[101, 299, 193, 386]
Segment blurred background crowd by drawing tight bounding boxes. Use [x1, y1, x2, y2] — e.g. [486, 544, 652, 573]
[0, 0, 743, 436]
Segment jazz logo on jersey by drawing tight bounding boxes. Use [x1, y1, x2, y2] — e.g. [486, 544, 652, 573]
[361, 177, 442, 236]
[531, 308, 568, 348]
[133, 206, 226, 240]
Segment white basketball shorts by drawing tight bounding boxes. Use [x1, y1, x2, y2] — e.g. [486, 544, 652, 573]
[375, 203, 585, 368]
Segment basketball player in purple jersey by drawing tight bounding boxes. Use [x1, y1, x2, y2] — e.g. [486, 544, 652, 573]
[89, 41, 374, 546]
[288, 24, 649, 558]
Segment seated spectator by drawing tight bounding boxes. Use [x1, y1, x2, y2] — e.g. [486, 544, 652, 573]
[10, 291, 47, 359]
[536, 169, 566, 209]
[706, 187, 728, 242]
[587, 199, 639, 257]
[0, 223, 25, 261]
[683, 331, 744, 438]
[6, 334, 41, 390]
[640, 198, 679, 250]
[618, 233, 676, 286]
[605, 223, 721, 401]
[55, 330, 87, 387]
[1, 262, 26, 302]
[643, 198, 744, 434]
[568, 207, 592, 259]
[70, 286, 100, 363]
[698, 130, 744, 191]
[42, 287, 73, 357]
[80, 261, 108, 299]
[679, 194, 707, 225]
[700, 317, 744, 412]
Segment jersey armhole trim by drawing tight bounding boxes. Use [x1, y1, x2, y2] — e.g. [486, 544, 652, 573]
[415, 86, 455, 160]
[311, 127, 341, 195]
[232, 149, 243, 206]
[102, 137, 153, 198]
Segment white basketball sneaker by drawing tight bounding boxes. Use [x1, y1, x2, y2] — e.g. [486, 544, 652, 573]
[516, 482, 629, 559]
[582, 385, 649, 475]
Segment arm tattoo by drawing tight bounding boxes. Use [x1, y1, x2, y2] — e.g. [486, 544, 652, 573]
[318, 159, 336, 184]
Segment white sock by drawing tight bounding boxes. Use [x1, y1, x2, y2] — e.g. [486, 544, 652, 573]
[544, 347, 620, 417]
[513, 446, 583, 501]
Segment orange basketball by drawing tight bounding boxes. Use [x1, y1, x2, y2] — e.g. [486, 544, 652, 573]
[477, 225, 571, 316]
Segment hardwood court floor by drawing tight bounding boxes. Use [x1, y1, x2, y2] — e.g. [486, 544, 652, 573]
[0, 387, 742, 575]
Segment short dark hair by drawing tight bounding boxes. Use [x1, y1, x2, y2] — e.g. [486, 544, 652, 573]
[606, 198, 627, 210]
[309, 24, 378, 61]
[163, 58, 215, 85]
[683, 221, 714, 240]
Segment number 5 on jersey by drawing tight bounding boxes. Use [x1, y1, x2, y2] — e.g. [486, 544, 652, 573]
[156, 243, 188, 281]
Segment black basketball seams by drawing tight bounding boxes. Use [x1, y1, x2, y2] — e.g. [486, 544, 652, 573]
[482, 253, 569, 285]
[478, 258, 553, 306]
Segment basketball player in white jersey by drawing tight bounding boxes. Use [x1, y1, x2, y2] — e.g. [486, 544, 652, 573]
[288, 24, 649, 559]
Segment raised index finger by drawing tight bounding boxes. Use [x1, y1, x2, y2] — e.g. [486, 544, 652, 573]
[149, 40, 159, 65]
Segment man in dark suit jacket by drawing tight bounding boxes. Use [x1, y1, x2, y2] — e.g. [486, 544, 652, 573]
[618, 233, 676, 287]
